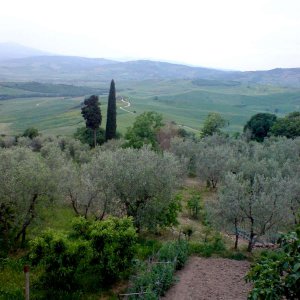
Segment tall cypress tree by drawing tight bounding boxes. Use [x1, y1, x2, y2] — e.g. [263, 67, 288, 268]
[105, 79, 117, 141]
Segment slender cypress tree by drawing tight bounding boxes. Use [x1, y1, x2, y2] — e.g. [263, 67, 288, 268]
[105, 79, 117, 141]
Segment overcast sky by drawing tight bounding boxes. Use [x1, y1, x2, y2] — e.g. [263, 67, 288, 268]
[0, 0, 299, 70]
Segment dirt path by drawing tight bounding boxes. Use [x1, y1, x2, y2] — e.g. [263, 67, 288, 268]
[163, 257, 251, 300]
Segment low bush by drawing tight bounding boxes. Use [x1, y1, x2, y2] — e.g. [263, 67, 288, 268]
[29, 217, 137, 293]
[158, 240, 188, 270]
[246, 227, 300, 299]
[189, 234, 226, 257]
[127, 240, 188, 299]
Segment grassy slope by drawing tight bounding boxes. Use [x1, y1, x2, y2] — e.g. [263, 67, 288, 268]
[0, 79, 299, 136]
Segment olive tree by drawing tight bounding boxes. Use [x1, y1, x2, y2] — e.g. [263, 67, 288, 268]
[0, 148, 57, 248]
[110, 147, 183, 230]
[208, 173, 246, 249]
[63, 152, 118, 220]
[195, 135, 234, 188]
[170, 137, 198, 174]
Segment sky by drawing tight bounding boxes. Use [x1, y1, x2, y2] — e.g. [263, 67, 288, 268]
[0, 0, 299, 71]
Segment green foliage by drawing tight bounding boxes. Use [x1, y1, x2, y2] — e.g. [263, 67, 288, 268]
[124, 111, 163, 150]
[135, 239, 162, 260]
[128, 240, 188, 299]
[271, 111, 300, 138]
[244, 113, 277, 142]
[247, 227, 300, 300]
[189, 234, 226, 257]
[187, 194, 201, 219]
[81, 95, 102, 147]
[157, 240, 188, 270]
[0, 258, 26, 299]
[29, 217, 137, 292]
[81, 95, 102, 130]
[201, 112, 227, 137]
[74, 126, 105, 147]
[22, 127, 39, 139]
[155, 194, 182, 230]
[94, 148, 182, 231]
[105, 80, 117, 141]
[0, 147, 59, 249]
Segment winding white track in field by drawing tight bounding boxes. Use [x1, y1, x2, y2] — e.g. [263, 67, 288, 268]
[119, 97, 200, 132]
[119, 97, 134, 114]
[178, 124, 201, 132]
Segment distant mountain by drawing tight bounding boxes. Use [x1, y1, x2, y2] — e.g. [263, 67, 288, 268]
[0, 42, 51, 61]
[0, 56, 229, 82]
[0, 46, 299, 87]
[226, 68, 300, 87]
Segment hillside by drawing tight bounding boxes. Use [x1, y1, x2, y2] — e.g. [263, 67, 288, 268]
[0, 53, 299, 87]
[0, 42, 50, 61]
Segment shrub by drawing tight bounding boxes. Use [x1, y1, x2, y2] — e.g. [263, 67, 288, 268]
[246, 227, 300, 299]
[29, 217, 137, 292]
[158, 240, 188, 270]
[128, 240, 188, 299]
[187, 194, 201, 219]
[189, 234, 226, 257]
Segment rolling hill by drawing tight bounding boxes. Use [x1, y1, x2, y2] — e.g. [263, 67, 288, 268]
[0, 43, 299, 136]
[0, 42, 51, 61]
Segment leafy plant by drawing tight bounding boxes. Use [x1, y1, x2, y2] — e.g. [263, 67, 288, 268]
[29, 217, 137, 292]
[187, 194, 201, 219]
[128, 240, 188, 299]
[246, 227, 300, 299]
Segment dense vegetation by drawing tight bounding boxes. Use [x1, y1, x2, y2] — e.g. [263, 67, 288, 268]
[1, 75, 300, 299]
[247, 226, 300, 299]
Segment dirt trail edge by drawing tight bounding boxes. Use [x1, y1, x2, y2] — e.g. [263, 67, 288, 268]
[163, 257, 251, 300]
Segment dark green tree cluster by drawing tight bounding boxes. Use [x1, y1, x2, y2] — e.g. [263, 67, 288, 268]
[244, 111, 300, 141]
[244, 113, 277, 142]
[271, 111, 300, 138]
[79, 80, 118, 147]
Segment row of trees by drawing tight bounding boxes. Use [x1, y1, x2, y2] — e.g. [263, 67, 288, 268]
[0, 135, 183, 251]
[170, 135, 300, 251]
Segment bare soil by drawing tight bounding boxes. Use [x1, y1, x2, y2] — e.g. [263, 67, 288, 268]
[163, 257, 251, 300]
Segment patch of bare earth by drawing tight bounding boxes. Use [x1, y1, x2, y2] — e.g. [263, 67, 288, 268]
[163, 257, 251, 300]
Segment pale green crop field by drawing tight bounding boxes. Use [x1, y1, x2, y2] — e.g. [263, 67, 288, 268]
[0, 79, 299, 136]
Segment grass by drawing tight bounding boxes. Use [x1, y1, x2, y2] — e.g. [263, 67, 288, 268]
[1, 79, 300, 136]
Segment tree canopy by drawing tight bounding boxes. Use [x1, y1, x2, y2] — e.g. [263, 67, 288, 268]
[124, 111, 163, 149]
[270, 111, 300, 138]
[201, 112, 227, 137]
[81, 95, 102, 147]
[244, 113, 277, 142]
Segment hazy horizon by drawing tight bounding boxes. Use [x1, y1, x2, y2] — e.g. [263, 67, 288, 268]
[1, 0, 300, 71]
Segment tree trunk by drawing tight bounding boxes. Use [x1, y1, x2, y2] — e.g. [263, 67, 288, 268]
[93, 129, 97, 148]
[234, 218, 239, 250]
[15, 193, 38, 247]
[247, 218, 255, 252]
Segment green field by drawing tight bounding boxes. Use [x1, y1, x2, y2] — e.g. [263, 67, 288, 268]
[0, 79, 300, 136]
